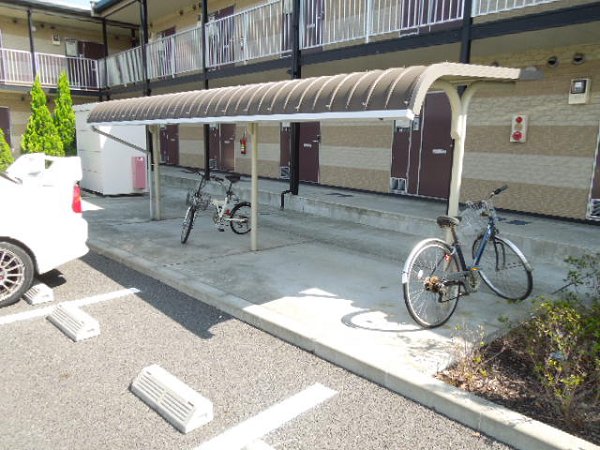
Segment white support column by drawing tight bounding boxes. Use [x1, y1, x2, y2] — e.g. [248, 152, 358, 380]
[150, 125, 162, 220]
[436, 81, 482, 218]
[250, 123, 259, 251]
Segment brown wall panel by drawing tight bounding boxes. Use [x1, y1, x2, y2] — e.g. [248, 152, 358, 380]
[320, 166, 389, 192]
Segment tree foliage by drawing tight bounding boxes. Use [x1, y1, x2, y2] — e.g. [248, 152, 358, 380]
[0, 128, 14, 171]
[21, 76, 64, 156]
[54, 71, 76, 156]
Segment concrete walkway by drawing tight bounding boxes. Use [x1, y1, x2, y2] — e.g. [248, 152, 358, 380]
[83, 166, 600, 450]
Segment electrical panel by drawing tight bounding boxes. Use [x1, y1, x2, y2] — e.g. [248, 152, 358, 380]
[568, 78, 591, 105]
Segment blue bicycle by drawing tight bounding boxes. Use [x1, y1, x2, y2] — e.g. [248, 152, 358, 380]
[402, 185, 533, 328]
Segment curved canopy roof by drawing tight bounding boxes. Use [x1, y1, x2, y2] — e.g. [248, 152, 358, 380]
[88, 63, 521, 126]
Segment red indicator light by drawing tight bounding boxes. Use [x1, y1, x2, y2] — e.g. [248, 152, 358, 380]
[515, 116, 523, 124]
[512, 131, 523, 141]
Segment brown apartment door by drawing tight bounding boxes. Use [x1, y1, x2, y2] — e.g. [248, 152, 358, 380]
[75, 41, 104, 88]
[0, 107, 11, 147]
[160, 125, 179, 165]
[208, 124, 235, 171]
[299, 122, 320, 182]
[280, 123, 320, 182]
[391, 92, 453, 199]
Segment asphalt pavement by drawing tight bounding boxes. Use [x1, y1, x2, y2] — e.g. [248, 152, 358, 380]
[82, 167, 600, 450]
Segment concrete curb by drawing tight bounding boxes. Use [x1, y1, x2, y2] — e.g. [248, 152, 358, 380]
[89, 239, 599, 450]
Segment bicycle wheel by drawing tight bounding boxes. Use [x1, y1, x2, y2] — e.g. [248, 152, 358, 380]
[472, 235, 533, 301]
[402, 238, 461, 328]
[180, 205, 196, 244]
[229, 201, 251, 235]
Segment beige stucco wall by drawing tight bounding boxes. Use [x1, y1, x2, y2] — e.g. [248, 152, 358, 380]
[463, 43, 600, 219]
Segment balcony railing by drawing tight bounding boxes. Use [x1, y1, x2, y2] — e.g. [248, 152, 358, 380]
[472, 0, 560, 16]
[0, 49, 34, 85]
[205, 0, 290, 69]
[0, 48, 100, 90]
[104, 46, 145, 87]
[0, 0, 568, 91]
[147, 27, 203, 79]
[300, 0, 464, 50]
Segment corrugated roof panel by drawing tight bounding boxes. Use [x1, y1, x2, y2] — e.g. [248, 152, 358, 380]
[87, 63, 522, 125]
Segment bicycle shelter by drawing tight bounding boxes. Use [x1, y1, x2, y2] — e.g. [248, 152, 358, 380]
[87, 62, 531, 251]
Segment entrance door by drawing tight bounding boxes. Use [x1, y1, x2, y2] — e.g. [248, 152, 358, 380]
[160, 125, 179, 165]
[279, 122, 320, 182]
[0, 107, 11, 147]
[299, 122, 320, 183]
[391, 92, 452, 199]
[588, 127, 600, 219]
[208, 124, 235, 171]
[75, 41, 105, 88]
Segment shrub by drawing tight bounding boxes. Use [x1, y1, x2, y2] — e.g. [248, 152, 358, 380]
[510, 253, 600, 429]
[21, 76, 64, 156]
[54, 72, 76, 156]
[0, 128, 14, 171]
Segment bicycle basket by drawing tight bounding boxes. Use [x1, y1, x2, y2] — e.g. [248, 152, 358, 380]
[195, 192, 211, 211]
[459, 201, 487, 238]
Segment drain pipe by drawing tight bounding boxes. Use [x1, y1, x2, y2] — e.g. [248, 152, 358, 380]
[280, 189, 292, 210]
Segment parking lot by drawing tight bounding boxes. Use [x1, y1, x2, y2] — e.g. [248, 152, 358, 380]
[0, 252, 509, 449]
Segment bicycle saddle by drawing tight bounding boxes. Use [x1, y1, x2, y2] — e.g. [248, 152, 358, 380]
[436, 215, 461, 228]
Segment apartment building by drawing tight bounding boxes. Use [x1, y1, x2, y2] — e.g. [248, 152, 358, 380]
[1, 0, 599, 221]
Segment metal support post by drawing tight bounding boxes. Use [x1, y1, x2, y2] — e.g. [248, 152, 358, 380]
[150, 125, 162, 220]
[250, 123, 259, 251]
[27, 9, 37, 78]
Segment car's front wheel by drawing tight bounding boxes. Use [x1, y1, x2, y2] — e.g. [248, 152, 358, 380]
[0, 241, 34, 307]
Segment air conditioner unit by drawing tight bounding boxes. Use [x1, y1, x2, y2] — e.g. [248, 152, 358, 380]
[65, 39, 78, 57]
[389, 177, 407, 194]
[280, 165, 290, 179]
[587, 198, 600, 220]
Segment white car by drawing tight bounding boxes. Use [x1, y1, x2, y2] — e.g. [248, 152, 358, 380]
[0, 154, 89, 307]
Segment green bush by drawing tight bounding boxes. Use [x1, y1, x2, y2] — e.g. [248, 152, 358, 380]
[511, 253, 600, 429]
[0, 128, 14, 171]
[54, 72, 76, 156]
[21, 76, 64, 156]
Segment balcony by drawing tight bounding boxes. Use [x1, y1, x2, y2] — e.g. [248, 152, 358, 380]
[0, 0, 568, 92]
[0, 48, 101, 91]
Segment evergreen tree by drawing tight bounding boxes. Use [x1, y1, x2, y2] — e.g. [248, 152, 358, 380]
[21, 76, 64, 156]
[0, 128, 14, 172]
[54, 71, 76, 156]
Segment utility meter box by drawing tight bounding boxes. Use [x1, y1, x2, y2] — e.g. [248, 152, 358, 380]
[75, 103, 148, 195]
[568, 78, 591, 105]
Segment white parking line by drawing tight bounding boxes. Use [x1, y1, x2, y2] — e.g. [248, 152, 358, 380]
[194, 383, 337, 450]
[0, 288, 140, 326]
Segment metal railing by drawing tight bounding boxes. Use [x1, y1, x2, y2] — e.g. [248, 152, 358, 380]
[0, 48, 34, 85]
[472, 0, 560, 16]
[301, 0, 465, 50]
[205, 0, 290, 68]
[35, 53, 100, 90]
[147, 26, 203, 79]
[104, 46, 145, 87]
[0, 48, 99, 90]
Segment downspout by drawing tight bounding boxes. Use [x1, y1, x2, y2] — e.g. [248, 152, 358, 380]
[282, 0, 301, 208]
[27, 9, 37, 79]
[102, 18, 110, 101]
[201, 0, 210, 182]
[250, 123, 259, 251]
[139, 0, 150, 97]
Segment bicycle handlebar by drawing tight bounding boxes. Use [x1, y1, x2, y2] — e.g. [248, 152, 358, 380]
[491, 184, 508, 198]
